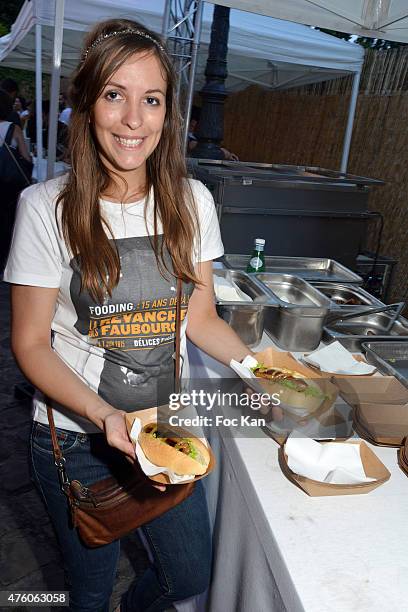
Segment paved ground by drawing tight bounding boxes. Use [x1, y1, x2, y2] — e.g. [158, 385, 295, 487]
[0, 281, 152, 611]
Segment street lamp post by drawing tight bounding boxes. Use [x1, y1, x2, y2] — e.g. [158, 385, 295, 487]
[191, 5, 230, 159]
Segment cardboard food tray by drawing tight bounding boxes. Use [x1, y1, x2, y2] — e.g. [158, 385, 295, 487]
[125, 407, 216, 485]
[331, 373, 408, 408]
[397, 438, 408, 477]
[262, 407, 351, 446]
[355, 402, 408, 447]
[353, 409, 403, 448]
[278, 440, 390, 496]
[254, 348, 338, 422]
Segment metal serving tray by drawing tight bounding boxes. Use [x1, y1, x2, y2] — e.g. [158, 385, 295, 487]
[222, 254, 363, 284]
[311, 282, 384, 309]
[255, 273, 330, 313]
[323, 313, 408, 351]
[254, 273, 330, 351]
[213, 270, 275, 348]
[362, 342, 408, 389]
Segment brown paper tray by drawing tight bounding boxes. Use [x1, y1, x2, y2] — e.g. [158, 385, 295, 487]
[353, 409, 404, 448]
[332, 374, 408, 407]
[278, 440, 390, 496]
[262, 407, 351, 446]
[398, 440, 408, 477]
[125, 407, 216, 485]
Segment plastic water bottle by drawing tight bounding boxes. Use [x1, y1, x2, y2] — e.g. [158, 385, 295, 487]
[246, 238, 266, 273]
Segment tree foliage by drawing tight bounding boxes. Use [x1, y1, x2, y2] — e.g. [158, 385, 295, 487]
[0, 0, 25, 30]
[0, 1, 46, 100]
[317, 27, 408, 50]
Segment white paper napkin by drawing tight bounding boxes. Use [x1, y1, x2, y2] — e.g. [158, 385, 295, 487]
[230, 354, 260, 377]
[284, 434, 375, 484]
[230, 355, 267, 402]
[129, 418, 195, 484]
[302, 341, 376, 375]
[214, 275, 252, 302]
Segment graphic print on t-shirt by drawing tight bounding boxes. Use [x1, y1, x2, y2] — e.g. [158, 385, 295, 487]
[69, 236, 193, 411]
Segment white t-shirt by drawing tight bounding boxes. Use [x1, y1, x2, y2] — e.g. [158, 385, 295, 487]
[4, 175, 224, 432]
[0, 121, 18, 148]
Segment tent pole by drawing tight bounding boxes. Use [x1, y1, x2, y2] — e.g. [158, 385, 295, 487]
[340, 68, 361, 174]
[183, 0, 204, 153]
[47, 0, 65, 180]
[35, 23, 43, 181]
[162, 0, 172, 38]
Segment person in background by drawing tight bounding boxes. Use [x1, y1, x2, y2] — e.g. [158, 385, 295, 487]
[57, 93, 72, 161]
[0, 78, 21, 127]
[0, 89, 31, 268]
[13, 96, 30, 131]
[58, 92, 72, 127]
[187, 104, 201, 145]
[26, 100, 50, 152]
[187, 104, 239, 161]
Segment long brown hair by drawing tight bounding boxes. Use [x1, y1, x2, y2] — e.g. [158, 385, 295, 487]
[57, 19, 200, 302]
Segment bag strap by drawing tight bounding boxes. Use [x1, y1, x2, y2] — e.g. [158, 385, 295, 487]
[3, 139, 31, 186]
[4, 123, 14, 145]
[175, 276, 182, 393]
[47, 275, 184, 488]
[47, 402, 70, 491]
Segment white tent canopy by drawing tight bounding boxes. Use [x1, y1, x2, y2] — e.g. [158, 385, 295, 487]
[211, 1, 408, 44]
[0, 0, 365, 177]
[0, 0, 364, 92]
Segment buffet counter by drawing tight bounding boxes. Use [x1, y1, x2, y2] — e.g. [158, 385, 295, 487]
[174, 335, 408, 612]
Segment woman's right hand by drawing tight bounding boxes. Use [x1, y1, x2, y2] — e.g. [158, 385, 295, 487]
[103, 409, 166, 492]
[103, 408, 136, 459]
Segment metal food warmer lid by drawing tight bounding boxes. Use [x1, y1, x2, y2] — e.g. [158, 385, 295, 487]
[188, 159, 384, 188]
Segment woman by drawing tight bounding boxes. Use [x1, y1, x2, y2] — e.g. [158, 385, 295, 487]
[0, 89, 31, 268]
[0, 92, 30, 157]
[13, 96, 30, 131]
[4, 19, 253, 612]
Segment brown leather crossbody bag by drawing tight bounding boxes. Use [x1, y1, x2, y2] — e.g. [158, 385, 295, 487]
[47, 278, 195, 548]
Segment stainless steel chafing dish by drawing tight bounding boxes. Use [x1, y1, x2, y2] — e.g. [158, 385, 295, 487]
[255, 273, 330, 351]
[222, 255, 362, 284]
[363, 341, 408, 388]
[213, 269, 274, 347]
[311, 282, 384, 309]
[323, 309, 408, 351]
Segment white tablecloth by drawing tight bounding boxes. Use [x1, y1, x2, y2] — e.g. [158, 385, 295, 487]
[174, 337, 408, 612]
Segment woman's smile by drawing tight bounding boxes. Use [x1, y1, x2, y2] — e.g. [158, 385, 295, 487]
[113, 135, 144, 149]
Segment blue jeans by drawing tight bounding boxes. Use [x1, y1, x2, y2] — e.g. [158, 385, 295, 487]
[30, 421, 212, 612]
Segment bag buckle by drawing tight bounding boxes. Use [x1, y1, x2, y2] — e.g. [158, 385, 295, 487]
[55, 457, 70, 491]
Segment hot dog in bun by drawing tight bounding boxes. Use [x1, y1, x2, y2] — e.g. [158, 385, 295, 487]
[138, 423, 210, 476]
[251, 364, 326, 412]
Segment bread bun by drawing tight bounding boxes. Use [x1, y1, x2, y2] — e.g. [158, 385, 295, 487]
[138, 422, 210, 476]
